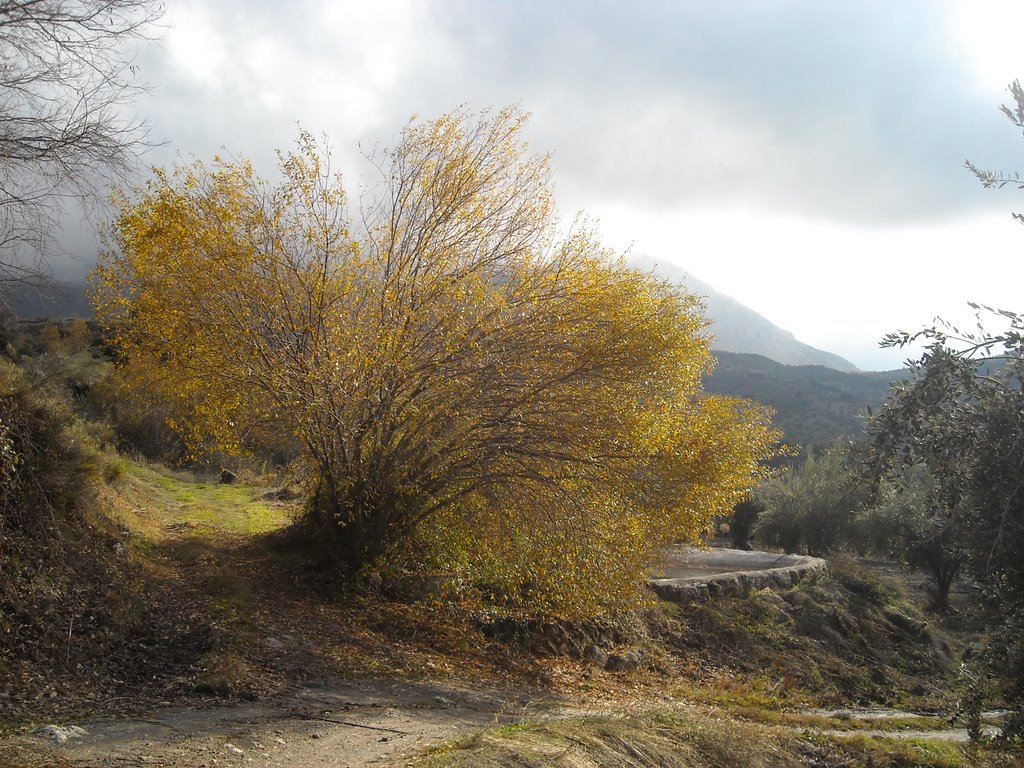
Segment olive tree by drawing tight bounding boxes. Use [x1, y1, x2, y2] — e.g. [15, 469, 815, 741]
[858, 464, 965, 611]
[868, 81, 1024, 739]
[754, 440, 869, 557]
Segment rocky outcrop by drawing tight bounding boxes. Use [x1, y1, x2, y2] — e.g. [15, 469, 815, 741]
[479, 615, 648, 671]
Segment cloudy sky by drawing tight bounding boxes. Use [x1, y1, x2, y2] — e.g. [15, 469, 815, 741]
[104, 0, 1024, 369]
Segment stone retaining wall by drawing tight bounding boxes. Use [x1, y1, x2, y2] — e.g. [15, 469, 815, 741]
[648, 548, 827, 604]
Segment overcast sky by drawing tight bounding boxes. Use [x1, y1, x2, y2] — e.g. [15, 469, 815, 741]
[89, 0, 1024, 369]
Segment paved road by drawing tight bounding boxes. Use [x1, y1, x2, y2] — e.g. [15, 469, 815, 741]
[653, 545, 818, 581]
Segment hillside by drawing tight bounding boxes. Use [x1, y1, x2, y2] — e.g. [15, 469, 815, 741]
[0, 322, 1007, 767]
[705, 351, 907, 452]
[3, 280, 92, 319]
[629, 255, 860, 372]
[3, 460, 1003, 768]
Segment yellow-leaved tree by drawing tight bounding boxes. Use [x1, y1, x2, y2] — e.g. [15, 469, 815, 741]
[93, 108, 779, 616]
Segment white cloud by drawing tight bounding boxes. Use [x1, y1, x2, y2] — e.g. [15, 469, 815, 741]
[949, 0, 1024, 93]
[163, 3, 231, 89]
[589, 202, 1024, 369]
[63, 1, 1024, 368]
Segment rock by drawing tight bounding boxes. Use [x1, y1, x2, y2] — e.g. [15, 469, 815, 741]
[718, 574, 743, 597]
[260, 486, 300, 501]
[583, 643, 609, 668]
[394, 573, 452, 602]
[605, 650, 642, 672]
[33, 724, 87, 744]
[884, 608, 927, 636]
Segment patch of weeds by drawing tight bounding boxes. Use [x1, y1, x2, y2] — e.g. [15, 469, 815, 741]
[831, 557, 903, 608]
[493, 722, 533, 736]
[732, 707, 949, 733]
[425, 740, 460, 756]
[825, 732, 976, 768]
[192, 651, 252, 697]
[656, 600, 684, 620]
[674, 674, 792, 710]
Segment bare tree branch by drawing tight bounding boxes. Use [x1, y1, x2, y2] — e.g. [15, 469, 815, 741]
[0, 0, 162, 311]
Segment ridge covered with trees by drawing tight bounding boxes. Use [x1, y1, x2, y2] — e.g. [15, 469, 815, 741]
[705, 350, 905, 454]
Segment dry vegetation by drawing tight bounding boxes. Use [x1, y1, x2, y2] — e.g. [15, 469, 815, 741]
[2, 444, 1014, 765]
[413, 710, 1022, 768]
[0, 318, 1016, 768]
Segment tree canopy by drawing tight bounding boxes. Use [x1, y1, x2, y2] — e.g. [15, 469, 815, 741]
[93, 108, 780, 616]
[868, 81, 1024, 738]
[870, 308, 1024, 730]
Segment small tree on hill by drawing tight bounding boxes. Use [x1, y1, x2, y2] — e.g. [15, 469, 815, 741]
[93, 108, 780, 616]
[857, 464, 965, 611]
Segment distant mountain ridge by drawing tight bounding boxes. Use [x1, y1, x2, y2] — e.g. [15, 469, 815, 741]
[629, 255, 858, 372]
[5, 280, 92, 319]
[705, 350, 906, 451]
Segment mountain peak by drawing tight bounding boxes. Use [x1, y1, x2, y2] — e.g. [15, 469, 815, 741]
[629, 255, 858, 372]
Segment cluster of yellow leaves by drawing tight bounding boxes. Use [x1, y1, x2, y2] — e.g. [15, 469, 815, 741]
[39, 320, 91, 355]
[93, 107, 780, 617]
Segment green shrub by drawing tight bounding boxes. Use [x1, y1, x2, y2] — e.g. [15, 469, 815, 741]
[0, 360, 96, 535]
[754, 441, 870, 556]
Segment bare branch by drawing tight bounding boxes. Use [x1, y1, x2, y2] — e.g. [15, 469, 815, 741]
[0, 0, 162, 310]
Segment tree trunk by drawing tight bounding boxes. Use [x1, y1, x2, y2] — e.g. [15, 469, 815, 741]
[306, 471, 407, 577]
[927, 558, 961, 612]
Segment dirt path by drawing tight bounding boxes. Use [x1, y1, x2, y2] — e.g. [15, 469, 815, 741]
[11, 692, 1001, 768]
[0, 469, 585, 767]
[9, 678, 574, 767]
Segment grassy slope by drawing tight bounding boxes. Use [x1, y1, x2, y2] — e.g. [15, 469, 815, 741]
[646, 560, 958, 711]
[115, 461, 294, 535]
[414, 710, 1019, 768]
[2, 459, 1015, 767]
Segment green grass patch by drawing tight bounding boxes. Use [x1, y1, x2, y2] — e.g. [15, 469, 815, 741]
[813, 731, 1004, 768]
[731, 707, 950, 733]
[122, 461, 294, 535]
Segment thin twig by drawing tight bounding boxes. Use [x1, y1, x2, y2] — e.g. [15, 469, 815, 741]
[291, 712, 410, 735]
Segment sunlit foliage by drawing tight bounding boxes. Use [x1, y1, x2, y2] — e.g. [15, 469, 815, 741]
[93, 108, 779, 615]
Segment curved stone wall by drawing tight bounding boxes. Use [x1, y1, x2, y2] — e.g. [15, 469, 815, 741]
[648, 546, 827, 603]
